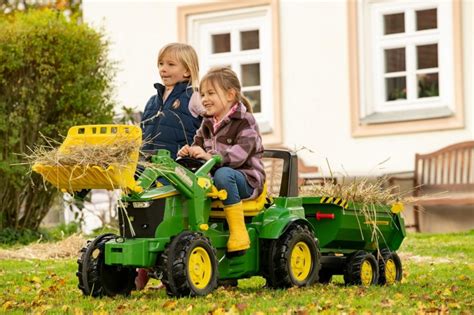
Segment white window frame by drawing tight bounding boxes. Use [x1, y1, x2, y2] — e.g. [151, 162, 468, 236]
[185, 6, 274, 134]
[359, 0, 456, 124]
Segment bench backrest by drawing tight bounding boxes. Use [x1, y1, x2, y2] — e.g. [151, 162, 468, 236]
[414, 141, 474, 194]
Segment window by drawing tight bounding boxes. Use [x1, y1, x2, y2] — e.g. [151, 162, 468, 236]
[349, 0, 464, 136]
[178, 1, 282, 144]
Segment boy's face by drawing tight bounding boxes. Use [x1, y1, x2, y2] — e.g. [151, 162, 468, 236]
[200, 81, 234, 121]
[158, 53, 190, 88]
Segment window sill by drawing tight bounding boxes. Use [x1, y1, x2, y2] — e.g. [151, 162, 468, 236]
[360, 107, 454, 125]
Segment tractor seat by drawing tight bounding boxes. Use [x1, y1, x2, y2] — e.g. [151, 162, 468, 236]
[209, 183, 268, 218]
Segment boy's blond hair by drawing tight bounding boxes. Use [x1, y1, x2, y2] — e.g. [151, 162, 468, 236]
[158, 43, 200, 91]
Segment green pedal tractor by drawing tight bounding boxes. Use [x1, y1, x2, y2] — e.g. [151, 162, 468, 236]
[33, 125, 406, 297]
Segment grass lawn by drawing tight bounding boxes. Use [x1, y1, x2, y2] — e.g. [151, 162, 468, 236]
[1, 231, 473, 314]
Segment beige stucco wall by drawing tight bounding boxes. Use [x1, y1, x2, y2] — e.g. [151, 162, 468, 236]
[83, 0, 473, 175]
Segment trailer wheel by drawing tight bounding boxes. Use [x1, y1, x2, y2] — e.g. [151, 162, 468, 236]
[160, 232, 218, 297]
[377, 249, 402, 285]
[344, 250, 378, 286]
[266, 223, 321, 288]
[77, 233, 136, 297]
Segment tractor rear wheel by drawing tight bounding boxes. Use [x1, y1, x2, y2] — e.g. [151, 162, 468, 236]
[377, 249, 402, 285]
[77, 233, 136, 297]
[265, 223, 321, 288]
[343, 250, 378, 286]
[160, 232, 218, 297]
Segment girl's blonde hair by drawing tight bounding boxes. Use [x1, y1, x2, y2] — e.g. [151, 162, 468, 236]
[158, 43, 200, 91]
[200, 67, 253, 113]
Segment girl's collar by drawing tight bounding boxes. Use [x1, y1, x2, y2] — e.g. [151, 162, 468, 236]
[212, 102, 245, 131]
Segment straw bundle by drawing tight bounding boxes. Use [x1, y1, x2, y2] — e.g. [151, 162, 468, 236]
[31, 139, 141, 169]
[300, 176, 407, 250]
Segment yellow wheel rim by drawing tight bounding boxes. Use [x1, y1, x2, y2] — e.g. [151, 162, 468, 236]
[188, 246, 212, 289]
[385, 259, 397, 284]
[360, 260, 373, 286]
[290, 241, 312, 282]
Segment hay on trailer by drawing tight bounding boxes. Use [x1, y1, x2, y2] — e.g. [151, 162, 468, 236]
[300, 175, 416, 252]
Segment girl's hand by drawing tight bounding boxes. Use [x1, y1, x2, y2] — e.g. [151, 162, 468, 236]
[177, 145, 190, 157]
[188, 146, 212, 161]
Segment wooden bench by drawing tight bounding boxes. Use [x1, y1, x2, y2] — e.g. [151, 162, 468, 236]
[398, 141, 474, 231]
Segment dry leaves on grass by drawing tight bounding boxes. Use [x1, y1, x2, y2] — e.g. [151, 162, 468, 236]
[0, 234, 86, 260]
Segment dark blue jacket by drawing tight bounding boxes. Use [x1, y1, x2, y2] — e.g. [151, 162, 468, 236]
[141, 81, 202, 158]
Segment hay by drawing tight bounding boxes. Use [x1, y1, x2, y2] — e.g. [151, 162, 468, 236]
[31, 140, 141, 169]
[0, 234, 86, 260]
[300, 176, 412, 249]
[300, 176, 401, 205]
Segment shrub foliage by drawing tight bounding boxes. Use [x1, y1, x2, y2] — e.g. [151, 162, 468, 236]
[0, 10, 115, 230]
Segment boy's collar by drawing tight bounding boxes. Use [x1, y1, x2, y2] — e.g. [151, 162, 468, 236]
[153, 81, 190, 94]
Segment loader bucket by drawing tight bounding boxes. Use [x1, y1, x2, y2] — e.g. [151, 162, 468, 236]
[32, 125, 143, 192]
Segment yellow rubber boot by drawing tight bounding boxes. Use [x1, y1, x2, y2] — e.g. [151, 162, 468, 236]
[224, 202, 250, 253]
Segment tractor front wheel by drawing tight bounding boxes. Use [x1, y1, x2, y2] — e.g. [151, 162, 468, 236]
[377, 249, 403, 285]
[265, 223, 321, 288]
[343, 250, 378, 286]
[77, 233, 136, 297]
[160, 232, 218, 297]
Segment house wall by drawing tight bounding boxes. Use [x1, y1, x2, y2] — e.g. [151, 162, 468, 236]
[82, 0, 473, 176]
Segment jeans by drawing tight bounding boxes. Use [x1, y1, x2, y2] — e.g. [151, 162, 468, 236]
[213, 167, 254, 206]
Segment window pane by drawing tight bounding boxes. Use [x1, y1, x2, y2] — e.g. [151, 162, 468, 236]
[241, 63, 260, 86]
[243, 90, 261, 113]
[212, 33, 230, 53]
[384, 13, 404, 35]
[386, 77, 406, 101]
[241, 30, 259, 50]
[418, 73, 439, 98]
[417, 44, 438, 69]
[416, 8, 437, 31]
[385, 48, 405, 73]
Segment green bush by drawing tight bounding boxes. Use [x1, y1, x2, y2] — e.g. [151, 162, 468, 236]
[0, 10, 115, 231]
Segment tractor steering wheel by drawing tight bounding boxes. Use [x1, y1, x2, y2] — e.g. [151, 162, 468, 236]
[175, 156, 207, 173]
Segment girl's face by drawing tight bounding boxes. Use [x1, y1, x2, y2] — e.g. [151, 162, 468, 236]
[158, 52, 190, 88]
[200, 81, 234, 121]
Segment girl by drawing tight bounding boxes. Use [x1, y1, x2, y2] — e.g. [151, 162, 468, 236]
[140, 43, 203, 159]
[178, 67, 266, 254]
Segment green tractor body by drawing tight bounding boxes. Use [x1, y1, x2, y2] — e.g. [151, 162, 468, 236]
[33, 125, 406, 297]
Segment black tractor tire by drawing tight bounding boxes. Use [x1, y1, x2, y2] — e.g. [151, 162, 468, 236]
[377, 249, 403, 285]
[343, 250, 379, 286]
[264, 223, 321, 288]
[318, 268, 333, 284]
[77, 233, 136, 297]
[160, 232, 218, 297]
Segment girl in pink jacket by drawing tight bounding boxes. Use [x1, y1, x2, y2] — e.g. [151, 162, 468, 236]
[178, 67, 265, 255]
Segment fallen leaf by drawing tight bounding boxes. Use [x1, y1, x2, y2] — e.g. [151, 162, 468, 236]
[30, 276, 41, 284]
[2, 301, 15, 311]
[162, 300, 177, 310]
[211, 307, 226, 315]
